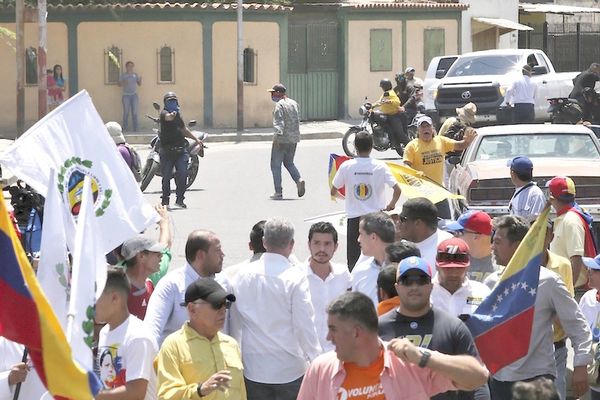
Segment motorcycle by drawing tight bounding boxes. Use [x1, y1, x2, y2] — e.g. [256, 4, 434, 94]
[342, 100, 416, 157]
[140, 102, 208, 192]
[547, 97, 583, 124]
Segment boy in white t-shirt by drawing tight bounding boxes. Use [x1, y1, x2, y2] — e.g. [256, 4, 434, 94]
[579, 256, 600, 400]
[331, 131, 401, 270]
[95, 268, 158, 400]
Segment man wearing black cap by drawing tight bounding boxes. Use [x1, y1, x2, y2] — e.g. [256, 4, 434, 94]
[268, 83, 305, 200]
[156, 278, 246, 399]
[505, 65, 537, 123]
[507, 156, 545, 222]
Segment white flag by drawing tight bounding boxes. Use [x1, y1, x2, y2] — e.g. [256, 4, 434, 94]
[68, 176, 106, 371]
[37, 170, 74, 330]
[0, 90, 158, 253]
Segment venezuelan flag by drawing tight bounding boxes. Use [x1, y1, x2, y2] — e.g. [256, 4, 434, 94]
[0, 188, 101, 399]
[328, 154, 351, 198]
[466, 207, 550, 374]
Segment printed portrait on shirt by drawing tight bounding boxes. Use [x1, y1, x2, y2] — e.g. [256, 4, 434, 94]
[98, 345, 126, 389]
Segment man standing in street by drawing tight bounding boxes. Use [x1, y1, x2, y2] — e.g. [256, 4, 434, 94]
[507, 156, 545, 222]
[268, 83, 305, 200]
[119, 61, 141, 132]
[230, 218, 322, 400]
[331, 131, 401, 269]
[505, 65, 537, 123]
[156, 279, 246, 400]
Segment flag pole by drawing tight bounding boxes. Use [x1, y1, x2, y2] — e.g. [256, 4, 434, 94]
[12, 348, 28, 400]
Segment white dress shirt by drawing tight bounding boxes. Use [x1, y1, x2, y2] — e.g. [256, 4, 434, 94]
[351, 257, 383, 306]
[506, 74, 537, 105]
[300, 261, 351, 352]
[230, 252, 322, 384]
[144, 262, 230, 345]
[0, 338, 47, 400]
[430, 276, 491, 317]
[415, 229, 453, 276]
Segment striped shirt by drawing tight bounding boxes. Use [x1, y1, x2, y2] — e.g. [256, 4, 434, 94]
[508, 182, 546, 222]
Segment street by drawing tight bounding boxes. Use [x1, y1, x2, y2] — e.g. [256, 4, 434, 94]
[138, 138, 402, 269]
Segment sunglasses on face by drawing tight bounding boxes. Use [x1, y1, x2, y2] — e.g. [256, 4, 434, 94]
[436, 252, 469, 264]
[399, 274, 431, 286]
[193, 299, 232, 310]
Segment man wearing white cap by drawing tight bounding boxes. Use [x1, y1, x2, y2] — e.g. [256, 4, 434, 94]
[405, 67, 423, 88]
[105, 121, 141, 182]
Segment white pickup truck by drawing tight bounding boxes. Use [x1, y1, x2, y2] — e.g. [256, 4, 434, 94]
[423, 49, 578, 125]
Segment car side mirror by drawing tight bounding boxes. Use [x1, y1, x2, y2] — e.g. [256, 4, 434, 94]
[188, 120, 197, 127]
[532, 65, 548, 75]
[153, 102, 161, 110]
[435, 69, 447, 79]
[447, 155, 461, 165]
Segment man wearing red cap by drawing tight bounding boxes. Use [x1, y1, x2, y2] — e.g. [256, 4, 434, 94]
[430, 238, 491, 320]
[445, 210, 497, 283]
[547, 176, 598, 295]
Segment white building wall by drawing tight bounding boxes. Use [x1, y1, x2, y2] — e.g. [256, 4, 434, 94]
[459, 0, 520, 53]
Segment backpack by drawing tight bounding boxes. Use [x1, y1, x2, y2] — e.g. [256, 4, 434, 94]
[123, 143, 142, 182]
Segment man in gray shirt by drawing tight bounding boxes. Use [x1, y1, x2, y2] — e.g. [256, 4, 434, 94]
[267, 83, 305, 200]
[486, 215, 592, 399]
[119, 61, 142, 132]
[507, 156, 545, 222]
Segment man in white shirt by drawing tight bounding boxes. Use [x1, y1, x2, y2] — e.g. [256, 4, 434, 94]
[505, 64, 537, 123]
[397, 197, 452, 274]
[145, 229, 228, 345]
[230, 218, 322, 400]
[507, 156, 545, 222]
[95, 268, 158, 400]
[351, 212, 396, 306]
[301, 221, 351, 352]
[331, 130, 401, 270]
[430, 238, 491, 320]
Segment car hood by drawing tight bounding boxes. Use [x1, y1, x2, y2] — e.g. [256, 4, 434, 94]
[466, 158, 600, 180]
[439, 75, 509, 86]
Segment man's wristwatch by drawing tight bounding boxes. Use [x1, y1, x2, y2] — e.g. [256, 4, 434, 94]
[197, 382, 206, 397]
[418, 349, 431, 368]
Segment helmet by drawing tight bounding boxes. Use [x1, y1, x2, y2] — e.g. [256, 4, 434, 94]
[163, 91, 178, 105]
[380, 79, 393, 91]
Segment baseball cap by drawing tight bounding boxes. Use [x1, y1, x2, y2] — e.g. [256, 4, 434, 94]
[507, 156, 533, 175]
[436, 238, 470, 268]
[445, 210, 493, 236]
[583, 256, 600, 271]
[121, 235, 165, 261]
[267, 83, 287, 93]
[546, 176, 576, 200]
[416, 115, 433, 127]
[180, 278, 236, 307]
[397, 256, 432, 278]
[405, 67, 416, 73]
[106, 121, 125, 145]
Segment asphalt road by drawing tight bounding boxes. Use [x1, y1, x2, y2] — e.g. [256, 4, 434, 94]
[138, 138, 402, 270]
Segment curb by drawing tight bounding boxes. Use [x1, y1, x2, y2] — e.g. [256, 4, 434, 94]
[125, 130, 345, 145]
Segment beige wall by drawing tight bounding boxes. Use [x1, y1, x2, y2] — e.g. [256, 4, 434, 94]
[406, 19, 458, 78]
[347, 20, 403, 118]
[212, 21, 279, 128]
[0, 22, 68, 134]
[77, 21, 203, 130]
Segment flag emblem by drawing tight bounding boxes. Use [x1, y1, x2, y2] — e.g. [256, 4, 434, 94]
[58, 157, 111, 217]
[354, 183, 372, 201]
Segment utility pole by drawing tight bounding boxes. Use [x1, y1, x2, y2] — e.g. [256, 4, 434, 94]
[38, 0, 48, 119]
[16, 0, 24, 136]
[236, 0, 244, 140]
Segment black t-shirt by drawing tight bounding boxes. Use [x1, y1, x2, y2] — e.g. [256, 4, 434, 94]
[159, 109, 187, 147]
[379, 307, 487, 400]
[570, 71, 600, 101]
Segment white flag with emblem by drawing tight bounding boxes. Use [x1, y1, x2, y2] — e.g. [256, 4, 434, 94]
[0, 90, 158, 253]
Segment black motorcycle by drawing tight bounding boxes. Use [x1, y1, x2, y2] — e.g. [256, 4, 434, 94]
[342, 101, 416, 157]
[547, 97, 583, 124]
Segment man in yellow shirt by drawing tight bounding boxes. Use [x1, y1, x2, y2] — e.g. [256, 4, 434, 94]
[373, 79, 408, 150]
[156, 279, 246, 400]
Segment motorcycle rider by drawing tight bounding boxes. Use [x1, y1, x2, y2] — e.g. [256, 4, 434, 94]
[569, 63, 600, 105]
[581, 87, 600, 125]
[159, 92, 203, 209]
[373, 78, 408, 150]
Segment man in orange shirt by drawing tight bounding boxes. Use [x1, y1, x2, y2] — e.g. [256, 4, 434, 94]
[376, 265, 400, 316]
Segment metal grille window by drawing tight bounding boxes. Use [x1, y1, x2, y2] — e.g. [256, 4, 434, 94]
[243, 47, 256, 84]
[158, 46, 175, 83]
[370, 29, 392, 72]
[25, 46, 37, 85]
[104, 46, 122, 85]
[424, 29, 445, 71]
[289, 25, 308, 73]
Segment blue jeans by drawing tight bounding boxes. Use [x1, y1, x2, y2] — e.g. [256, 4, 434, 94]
[270, 142, 301, 194]
[159, 148, 189, 204]
[122, 94, 139, 131]
[554, 344, 567, 400]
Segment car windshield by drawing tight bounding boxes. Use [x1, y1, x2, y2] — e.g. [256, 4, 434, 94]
[473, 133, 600, 161]
[447, 55, 521, 77]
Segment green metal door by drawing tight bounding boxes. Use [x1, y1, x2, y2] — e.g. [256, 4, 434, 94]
[288, 23, 339, 120]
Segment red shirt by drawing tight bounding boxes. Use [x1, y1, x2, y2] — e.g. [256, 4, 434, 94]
[127, 279, 154, 320]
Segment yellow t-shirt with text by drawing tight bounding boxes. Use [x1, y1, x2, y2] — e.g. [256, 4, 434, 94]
[403, 136, 456, 185]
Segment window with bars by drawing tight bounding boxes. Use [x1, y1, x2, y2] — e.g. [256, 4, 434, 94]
[243, 47, 256, 84]
[105, 46, 122, 85]
[158, 46, 175, 83]
[25, 47, 37, 85]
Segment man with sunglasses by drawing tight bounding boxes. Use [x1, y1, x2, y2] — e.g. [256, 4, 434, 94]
[378, 256, 489, 400]
[445, 210, 496, 283]
[430, 238, 491, 320]
[156, 278, 246, 399]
